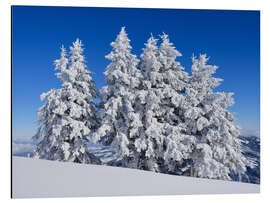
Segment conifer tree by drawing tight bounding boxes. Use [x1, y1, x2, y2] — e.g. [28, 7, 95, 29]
[184, 54, 251, 180]
[93, 27, 142, 167]
[137, 34, 194, 172]
[33, 39, 101, 164]
[135, 35, 164, 171]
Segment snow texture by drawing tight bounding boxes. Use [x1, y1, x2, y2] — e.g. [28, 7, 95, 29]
[12, 157, 259, 198]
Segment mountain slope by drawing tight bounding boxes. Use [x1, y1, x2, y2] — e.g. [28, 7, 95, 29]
[12, 157, 259, 198]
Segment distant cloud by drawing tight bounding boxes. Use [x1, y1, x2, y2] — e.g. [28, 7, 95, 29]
[13, 136, 33, 143]
[240, 129, 260, 137]
[12, 136, 37, 155]
[12, 142, 35, 155]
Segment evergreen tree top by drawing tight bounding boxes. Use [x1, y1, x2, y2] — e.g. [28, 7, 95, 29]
[70, 39, 85, 64]
[109, 27, 132, 54]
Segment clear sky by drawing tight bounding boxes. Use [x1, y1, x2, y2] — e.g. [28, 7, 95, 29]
[12, 6, 260, 138]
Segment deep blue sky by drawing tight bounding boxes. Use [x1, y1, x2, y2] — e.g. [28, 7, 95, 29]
[12, 6, 260, 138]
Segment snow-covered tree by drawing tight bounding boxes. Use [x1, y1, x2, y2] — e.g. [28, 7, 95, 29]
[93, 27, 142, 167]
[136, 34, 194, 173]
[134, 35, 163, 172]
[33, 39, 101, 164]
[184, 54, 252, 180]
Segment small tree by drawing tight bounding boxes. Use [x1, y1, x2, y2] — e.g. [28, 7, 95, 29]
[93, 27, 142, 167]
[184, 54, 251, 180]
[33, 39, 101, 164]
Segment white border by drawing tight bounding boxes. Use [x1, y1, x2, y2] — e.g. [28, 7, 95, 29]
[7, 0, 263, 10]
[1, 0, 269, 202]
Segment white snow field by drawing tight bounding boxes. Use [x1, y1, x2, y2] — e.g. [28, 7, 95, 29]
[12, 156, 259, 198]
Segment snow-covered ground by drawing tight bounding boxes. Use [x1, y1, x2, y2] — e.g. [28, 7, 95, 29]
[12, 157, 259, 198]
[12, 135, 261, 184]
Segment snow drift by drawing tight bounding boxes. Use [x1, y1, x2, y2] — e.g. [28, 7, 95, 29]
[12, 157, 259, 198]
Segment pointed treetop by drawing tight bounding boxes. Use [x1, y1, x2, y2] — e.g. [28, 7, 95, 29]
[191, 53, 200, 72]
[60, 45, 67, 58]
[144, 34, 158, 50]
[55, 45, 68, 71]
[160, 33, 182, 57]
[191, 53, 223, 91]
[149, 33, 156, 41]
[160, 32, 169, 42]
[110, 26, 131, 51]
[118, 27, 128, 40]
[120, 26, 126, 35]
[192, 54, 210, 68]
[149, 33, 158, 43]
[54, 46, 69, 84]
[73, 38, 83, 48]
[140, 34, 161, 78]
[70, 38, 84, 63]
[191, 54, 218, 74]
[199, 54, 209, 65]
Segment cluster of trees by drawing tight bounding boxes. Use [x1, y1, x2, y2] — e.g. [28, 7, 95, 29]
[33, 27, 253, 181]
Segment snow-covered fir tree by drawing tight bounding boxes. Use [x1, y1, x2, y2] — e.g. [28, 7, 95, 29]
[33, 39, 101, 164]
[134, 35, 163, 171]
[136, 34, 194, 173]
[184, 54, 252, 180]
[93, 27, 142, 167]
